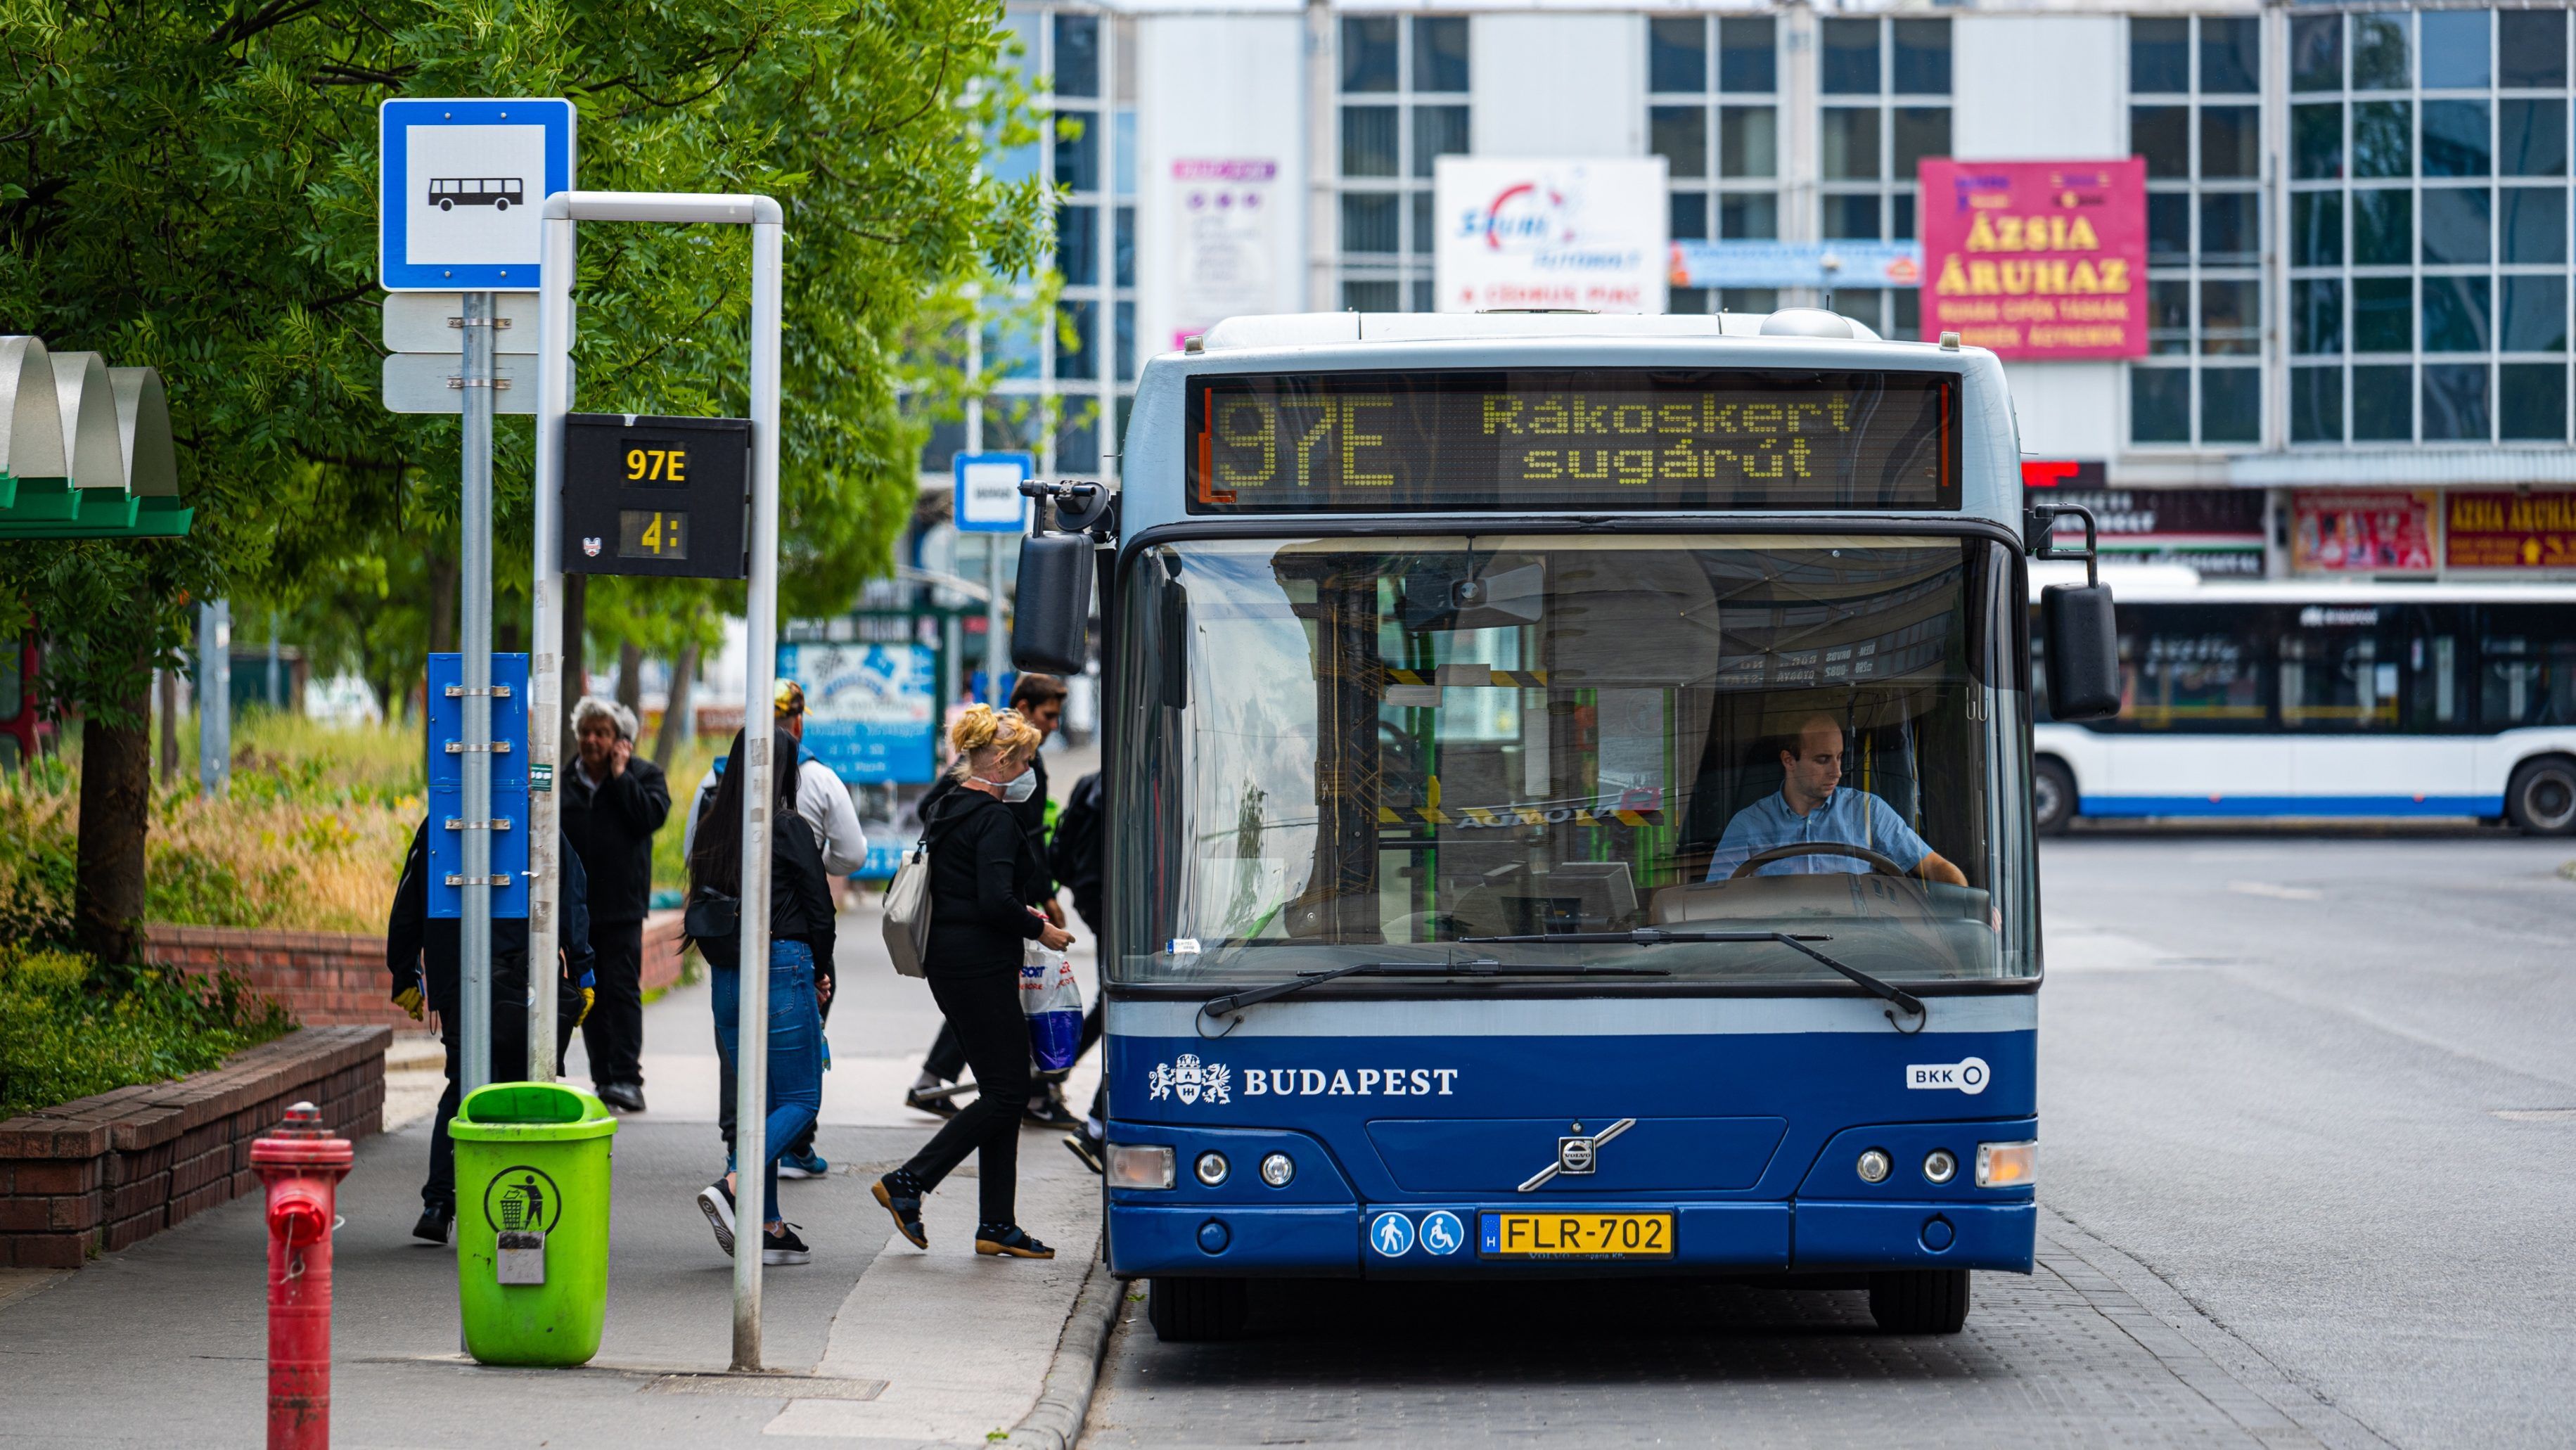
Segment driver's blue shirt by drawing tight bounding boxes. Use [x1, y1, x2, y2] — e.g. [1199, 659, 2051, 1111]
[1706, 787, 1932, 880]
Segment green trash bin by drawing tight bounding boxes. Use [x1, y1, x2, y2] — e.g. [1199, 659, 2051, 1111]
[449, 1082, 617, 1366]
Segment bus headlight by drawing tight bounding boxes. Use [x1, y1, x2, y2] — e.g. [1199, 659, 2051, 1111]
[1856, 1149, 1892, 1183]
[1259, 1152, 1296, 1186]
[1195, 1151, 1231, 1186]
[1107, 1144, 1175, 1190]
[1976, 1140, 2037, 1188]
[1922, 1149, 1959, 1185]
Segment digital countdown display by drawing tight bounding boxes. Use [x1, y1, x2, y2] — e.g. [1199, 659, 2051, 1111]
[617, 508, 688, 560]
[562, 413, 751, 579]
[1187, 369, 1956, 513]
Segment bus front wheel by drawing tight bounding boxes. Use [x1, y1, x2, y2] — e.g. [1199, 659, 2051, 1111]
[437, 198, 454, 211]
[1147, 1276, 1249, 1342]
[2033, 758, 2076, 835]
[1869, 1269, 1970, 1334]
[2506, 757, 2576, 835]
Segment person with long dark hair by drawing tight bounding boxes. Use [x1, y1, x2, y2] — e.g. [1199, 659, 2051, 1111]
[687, 728, 834, 1266]
[873, 705, 1072, 1259]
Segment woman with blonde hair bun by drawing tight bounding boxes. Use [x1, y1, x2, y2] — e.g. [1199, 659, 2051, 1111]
[872, 705, 1073, 1258]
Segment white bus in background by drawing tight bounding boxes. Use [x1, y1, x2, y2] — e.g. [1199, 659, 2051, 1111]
[2031, 566, 2576, 835]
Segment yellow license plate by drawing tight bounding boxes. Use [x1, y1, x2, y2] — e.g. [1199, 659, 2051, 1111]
[1478, 1212, 1674, 1258]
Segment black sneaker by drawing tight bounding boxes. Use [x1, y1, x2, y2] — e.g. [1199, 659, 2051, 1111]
[762, 1223, 813, 1266]
[872, 1171, 928, 1250]
[412, 1202, 454, 1245]
[903, 1085, 961, 1119]
[1022, 1093, 1081, 1130]
[1062, 1134, 1104, 1176]
[697, 1179, 738, 1258]
[975, 1223, 1056, 1259]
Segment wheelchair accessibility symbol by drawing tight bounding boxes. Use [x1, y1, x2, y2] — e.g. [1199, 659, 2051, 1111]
[1418, 1210, 1464, 1256]
[1369, 1212, 1415, 1257]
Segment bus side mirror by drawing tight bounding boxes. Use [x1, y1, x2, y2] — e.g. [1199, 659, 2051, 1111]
[1010, 533, 1093, 676]
[2041, 583, 2120, 721]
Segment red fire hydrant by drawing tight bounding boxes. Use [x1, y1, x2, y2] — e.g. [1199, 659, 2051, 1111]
[250, 1102, 353, 1450]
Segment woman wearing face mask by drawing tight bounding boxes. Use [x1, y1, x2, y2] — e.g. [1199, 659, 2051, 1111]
[873, 705, 1075, 1257]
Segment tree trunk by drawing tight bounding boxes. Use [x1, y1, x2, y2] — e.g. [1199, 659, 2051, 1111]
[428, 547, 458, 655]
[75, 699, 151, 964]
[560, 572, 587, 738]
[653, 641, 698, 766]
[615, 639, 643, 714]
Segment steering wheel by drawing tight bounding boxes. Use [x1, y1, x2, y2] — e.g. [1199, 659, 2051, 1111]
[1729, 842, 1912, 880]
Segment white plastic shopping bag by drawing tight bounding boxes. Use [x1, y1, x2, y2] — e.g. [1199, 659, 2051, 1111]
[1020, 941, 1084, 1072]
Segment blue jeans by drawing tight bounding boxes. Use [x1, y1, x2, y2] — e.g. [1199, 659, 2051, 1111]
[710, 939, 824, 1224]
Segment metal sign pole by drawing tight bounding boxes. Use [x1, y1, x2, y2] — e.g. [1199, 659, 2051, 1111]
[459, 290, 495, 1099]
[737, 211, 783, 1374]
[528, 212, 575, 1084]
[534, 191, 781, 1373]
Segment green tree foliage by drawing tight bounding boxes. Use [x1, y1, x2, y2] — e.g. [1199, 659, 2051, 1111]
[0, 0, 1050, 953]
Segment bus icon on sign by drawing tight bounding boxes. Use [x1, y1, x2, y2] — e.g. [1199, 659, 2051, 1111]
[428, 177, 525, 212]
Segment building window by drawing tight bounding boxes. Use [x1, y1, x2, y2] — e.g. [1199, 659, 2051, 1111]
[979, 8, 1136, 481]
[1813, 15, 1947, 336]
[1340, 15, 1468, 311]
[1650, 17, 1781, 314]
[2132, 15, 2264, 447]
[2286, 7, 2572, 445]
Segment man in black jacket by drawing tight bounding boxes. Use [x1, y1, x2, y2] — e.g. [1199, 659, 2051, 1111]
[387, 823, 595, 1245]
[563, 697, 671, 1114]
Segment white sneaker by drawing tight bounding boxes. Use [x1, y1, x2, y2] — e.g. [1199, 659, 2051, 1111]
[697, 1181, 736, 1258]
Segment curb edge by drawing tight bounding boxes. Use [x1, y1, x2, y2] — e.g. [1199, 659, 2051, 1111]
[999, 1250, 1123, 1450]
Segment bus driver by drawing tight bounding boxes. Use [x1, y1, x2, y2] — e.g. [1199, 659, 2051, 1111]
[1706, 712, 1970, 885]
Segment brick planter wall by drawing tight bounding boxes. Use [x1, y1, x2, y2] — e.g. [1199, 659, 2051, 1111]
[0, 1026, 390, 1269]
[149, 925, 409, 1029]
[148, 911, 684, 1028]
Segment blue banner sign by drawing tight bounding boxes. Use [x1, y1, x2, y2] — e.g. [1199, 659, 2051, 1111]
[1670, 240, 1923, 291]
[780, 641, 942, 785]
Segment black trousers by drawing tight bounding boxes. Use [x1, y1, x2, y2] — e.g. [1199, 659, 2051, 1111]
[925, 989, 1105, 1121]
[580, 918, 648, 1088]
[902, 970, 1029, 1226]
[425, 961, 580, 1210]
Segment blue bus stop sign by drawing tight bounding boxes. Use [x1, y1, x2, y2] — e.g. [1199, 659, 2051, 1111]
[953, 452, 1033, 534]
[379, 98, 576, 293]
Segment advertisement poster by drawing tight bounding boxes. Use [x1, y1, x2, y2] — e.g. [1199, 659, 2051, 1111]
[1169, 158, 1281, 350]
[1434, 157, 1668, 314]
[1917, 159, 2147, 358]
[2293, 491, 2436, 575]
[778, 641, 941, 784]
[2030, 471, 2267, 577]
[2445, 490, 2576, 570]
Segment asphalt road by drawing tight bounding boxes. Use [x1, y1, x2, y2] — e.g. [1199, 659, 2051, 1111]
[1086, 829, 2576, 1450]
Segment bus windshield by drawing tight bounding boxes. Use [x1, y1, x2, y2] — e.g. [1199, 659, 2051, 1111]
[1112, 532, 2036, 990]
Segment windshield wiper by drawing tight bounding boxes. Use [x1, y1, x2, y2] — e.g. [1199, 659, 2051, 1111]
[1457, 929, 1928, 1032]
[1198, 958, 1671, 1034]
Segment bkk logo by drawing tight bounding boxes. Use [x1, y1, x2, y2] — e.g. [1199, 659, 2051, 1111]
[1145, 1057, 1461, 1105]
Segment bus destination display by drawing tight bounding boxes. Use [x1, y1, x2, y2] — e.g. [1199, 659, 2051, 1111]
[1188, 369, 1956, 513]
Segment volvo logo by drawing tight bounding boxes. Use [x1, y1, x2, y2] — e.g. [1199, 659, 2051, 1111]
[1518, 1117, 1635, 1192]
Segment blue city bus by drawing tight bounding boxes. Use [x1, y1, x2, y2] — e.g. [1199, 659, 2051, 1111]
[1015, 310, 2115, 1342]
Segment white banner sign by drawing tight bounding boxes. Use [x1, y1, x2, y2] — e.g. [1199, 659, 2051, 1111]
[1433, 158, 1669, 315]
[1167, 158, 1283, 349]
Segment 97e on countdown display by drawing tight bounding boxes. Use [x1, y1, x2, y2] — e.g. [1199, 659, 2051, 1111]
[1188, 369, 1959, 514]
[560, 413, 752, 579]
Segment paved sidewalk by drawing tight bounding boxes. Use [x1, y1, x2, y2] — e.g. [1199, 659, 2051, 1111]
[0, 901, 1110, 1449]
